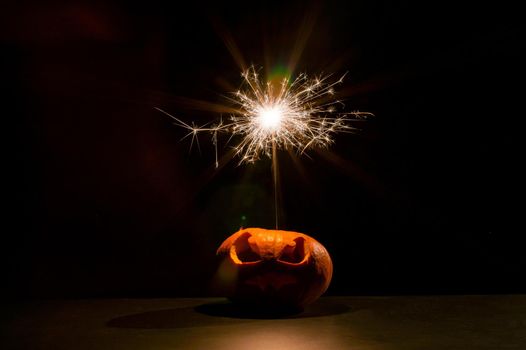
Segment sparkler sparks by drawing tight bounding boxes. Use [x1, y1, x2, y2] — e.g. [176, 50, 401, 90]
[156, 66, 371, 167]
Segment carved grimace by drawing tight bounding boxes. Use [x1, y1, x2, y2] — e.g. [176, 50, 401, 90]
[216, 227, 333, 309]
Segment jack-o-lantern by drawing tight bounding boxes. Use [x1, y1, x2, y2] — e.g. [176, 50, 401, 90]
[215, 227, 333, 309]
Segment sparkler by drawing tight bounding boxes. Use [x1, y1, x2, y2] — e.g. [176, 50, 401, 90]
[155, 66, 371, 166]
[156, 66, 371, 228]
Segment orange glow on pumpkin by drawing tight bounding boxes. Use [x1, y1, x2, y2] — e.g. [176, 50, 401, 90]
[216, 227, 333, 309]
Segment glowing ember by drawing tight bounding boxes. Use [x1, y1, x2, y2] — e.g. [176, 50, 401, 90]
[257, 105, 283, 131]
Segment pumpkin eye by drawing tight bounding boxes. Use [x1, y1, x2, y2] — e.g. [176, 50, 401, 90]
[278, 237, 307, 264]
[230, 232, 263, 264]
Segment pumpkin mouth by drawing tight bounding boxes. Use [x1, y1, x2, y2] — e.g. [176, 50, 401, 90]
[229, 232, 310, 265]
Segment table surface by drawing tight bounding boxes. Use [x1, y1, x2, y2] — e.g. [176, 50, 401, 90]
[2, 295, 526, 350]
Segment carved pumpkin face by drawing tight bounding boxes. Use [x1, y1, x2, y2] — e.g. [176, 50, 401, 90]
[215, 227, 333, 309]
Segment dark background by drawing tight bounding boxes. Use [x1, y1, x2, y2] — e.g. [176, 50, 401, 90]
[2, 0, 524, 299]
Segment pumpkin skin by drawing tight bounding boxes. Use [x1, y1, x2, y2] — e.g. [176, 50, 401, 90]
[216, 227, 333, 309]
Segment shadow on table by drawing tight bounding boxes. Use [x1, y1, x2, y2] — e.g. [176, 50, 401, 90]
[195, 299, 350, 319]
[107, 299, 350, 329]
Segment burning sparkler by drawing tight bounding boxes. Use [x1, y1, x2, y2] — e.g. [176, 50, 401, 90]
[155, 66, 371, 167]
[156, 66, 370, 229]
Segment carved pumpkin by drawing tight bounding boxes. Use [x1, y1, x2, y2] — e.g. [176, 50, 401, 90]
[215, 227, 333, 309]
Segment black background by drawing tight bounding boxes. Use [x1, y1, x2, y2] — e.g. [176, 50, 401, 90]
[2, 0, 524, 299]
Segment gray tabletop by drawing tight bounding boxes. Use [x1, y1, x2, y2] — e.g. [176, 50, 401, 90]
[2, 295, 525, 349]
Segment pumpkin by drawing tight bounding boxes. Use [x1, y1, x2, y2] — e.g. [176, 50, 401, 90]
[215, 227, 333, 309]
